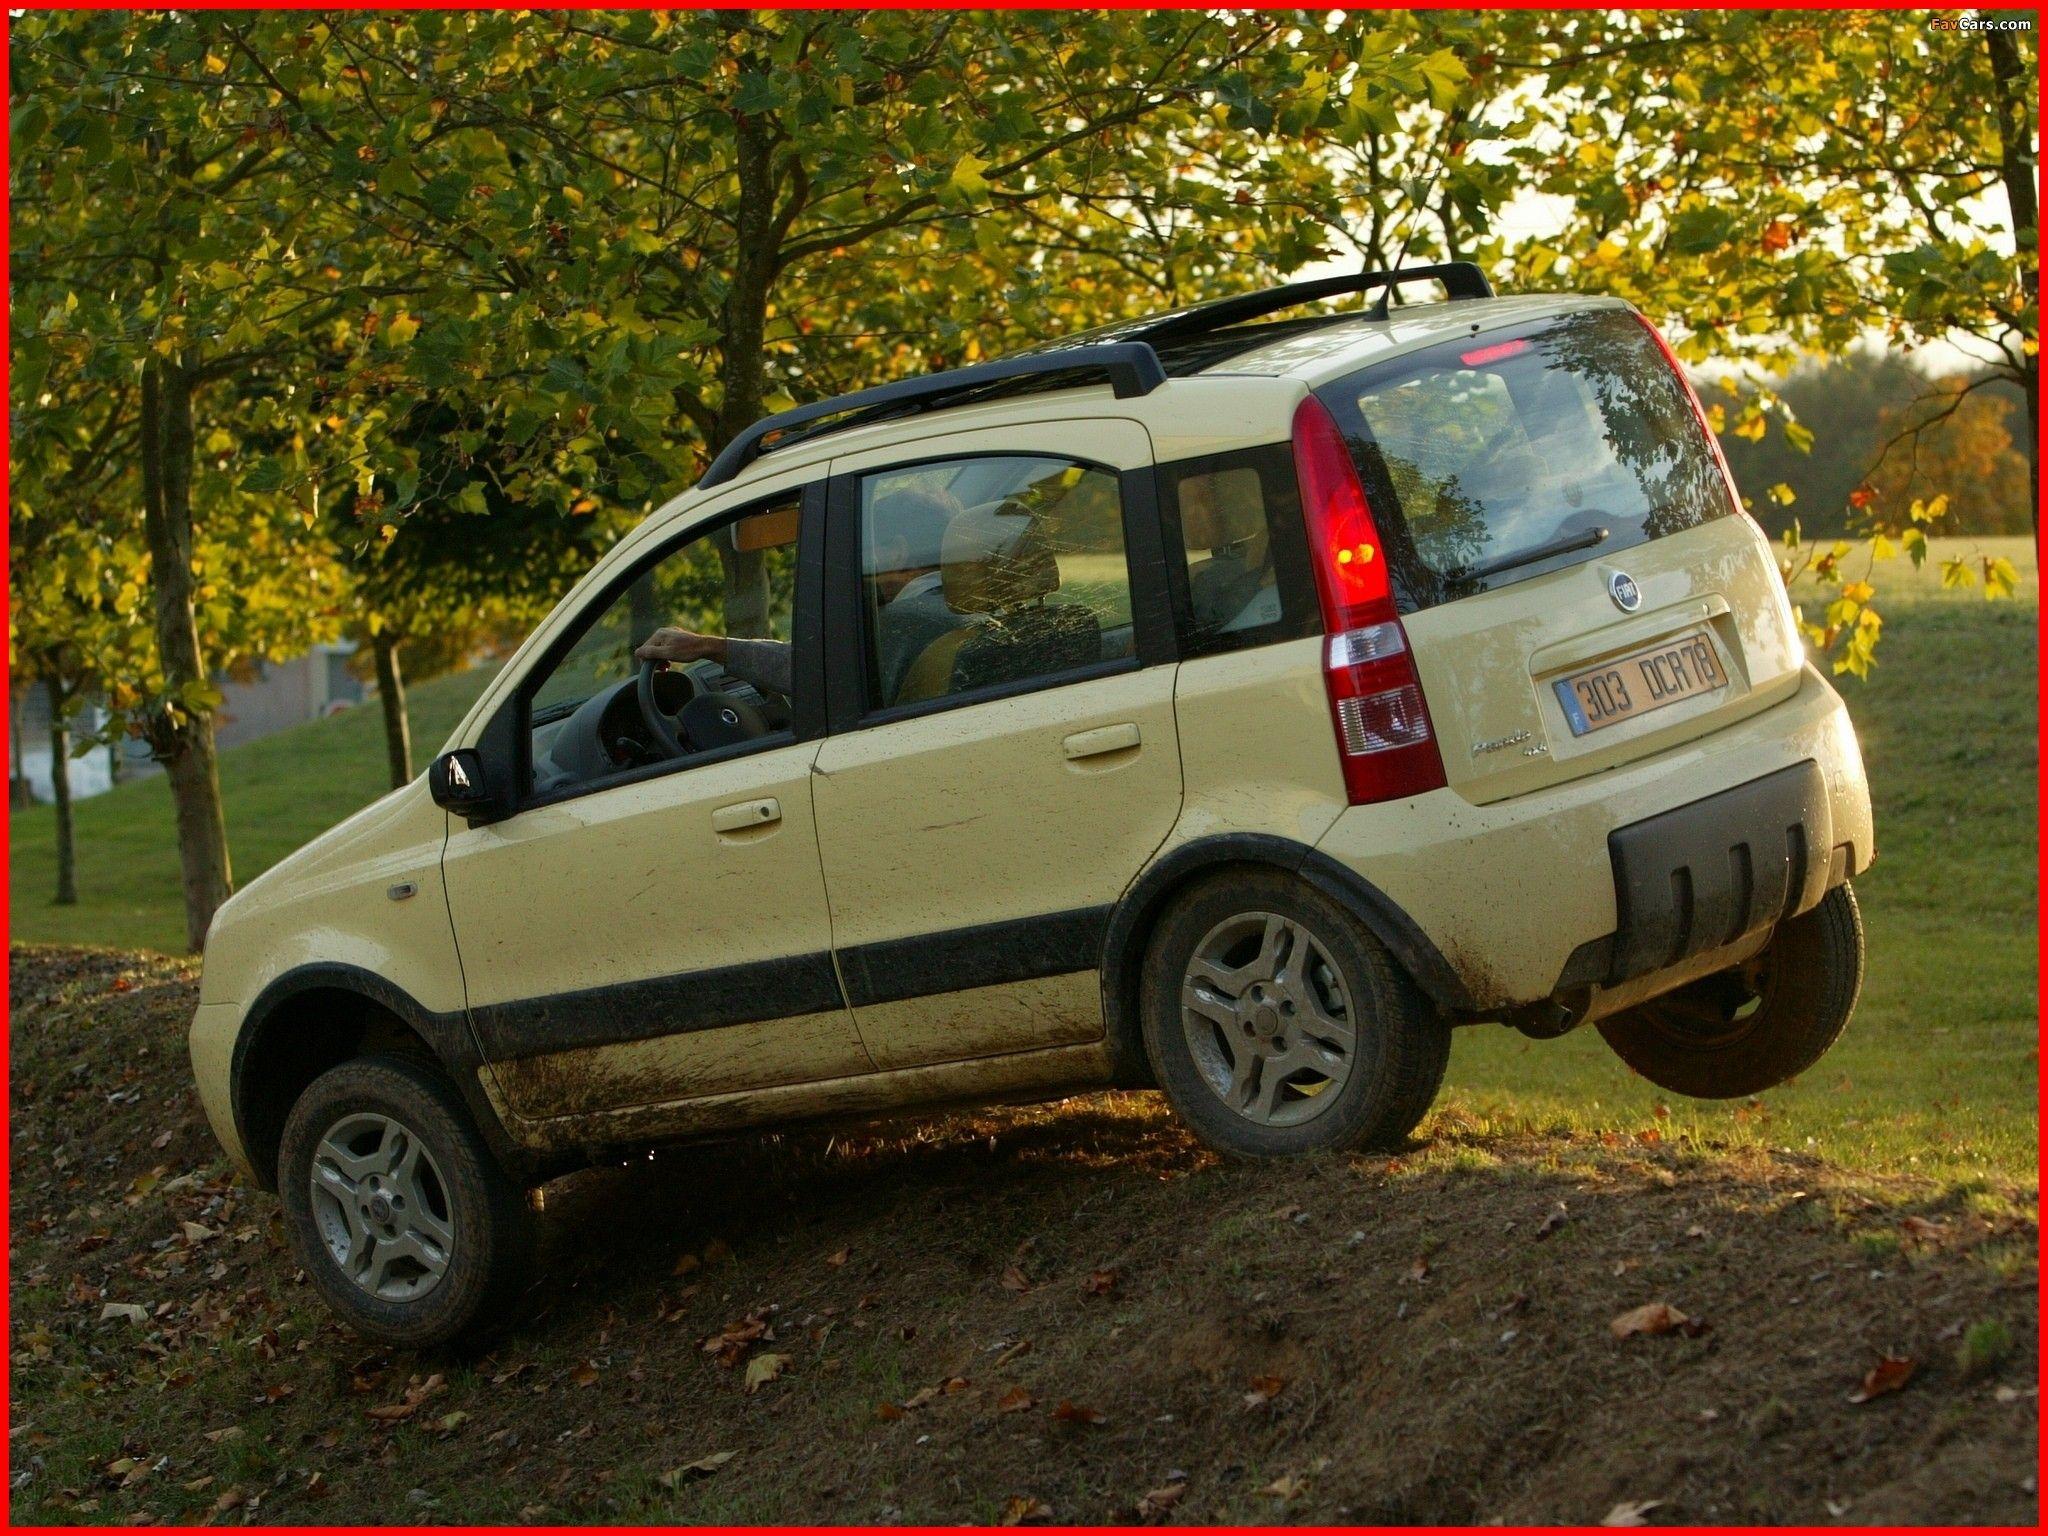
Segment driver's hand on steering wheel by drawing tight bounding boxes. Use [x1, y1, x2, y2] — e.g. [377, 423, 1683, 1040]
[635, 627, 727, 668]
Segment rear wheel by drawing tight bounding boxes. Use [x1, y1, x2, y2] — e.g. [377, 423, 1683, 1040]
[279, 1054, 532, 1348]
[1139, 870, 1449, 1157]
[1597, 882, 1864, 1100]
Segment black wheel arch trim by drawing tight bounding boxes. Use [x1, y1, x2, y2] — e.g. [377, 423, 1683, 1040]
[1098, 832, 1474, 1078]
[230, 964, 526, 1191]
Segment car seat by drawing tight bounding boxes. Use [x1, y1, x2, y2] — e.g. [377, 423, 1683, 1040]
[896, 503, 1101, 701]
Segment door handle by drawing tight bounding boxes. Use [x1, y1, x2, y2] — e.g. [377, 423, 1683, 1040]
[1063, 722, 1141, 761]
[711, 797, 781, 834]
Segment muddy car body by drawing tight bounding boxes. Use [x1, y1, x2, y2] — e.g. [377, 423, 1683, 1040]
[191, 263, 1874, 1343]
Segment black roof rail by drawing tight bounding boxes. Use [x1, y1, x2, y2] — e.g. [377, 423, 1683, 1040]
[1027, 260, 1497, 357]
[697, 341, 1166, 489]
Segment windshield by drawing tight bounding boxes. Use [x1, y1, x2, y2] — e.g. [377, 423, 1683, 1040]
[1315, 308, 1734, 611]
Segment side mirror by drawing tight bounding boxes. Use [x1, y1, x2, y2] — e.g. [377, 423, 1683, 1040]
[429, 748, 502, 822]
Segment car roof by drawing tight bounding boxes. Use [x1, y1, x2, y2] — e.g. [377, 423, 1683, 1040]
[691, 286, 1630, 499]
[1168, 292, 1629, 384]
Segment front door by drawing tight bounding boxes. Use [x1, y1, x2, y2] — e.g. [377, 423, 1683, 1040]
[811, 421, 1184, 1070]
[442, 479, 870, 1125]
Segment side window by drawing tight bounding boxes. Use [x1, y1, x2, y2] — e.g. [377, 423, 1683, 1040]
[857, 455, 1136, 712]
[525, 495, 802, 799]
[1159, 443, 1321, 657]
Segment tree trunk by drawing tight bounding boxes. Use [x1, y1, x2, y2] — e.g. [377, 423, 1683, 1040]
[710, 109, 776, 635]
[372, 629, 414, 789]
[140, 353, 234, 952]
[8, 686, 32, 810]
[1985, 26, 2038, 532]
[44, 673, 77, 906]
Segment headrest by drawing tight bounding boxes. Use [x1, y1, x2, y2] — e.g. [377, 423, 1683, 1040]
[1177, 466, 1265, 551]
[939, 503, 1059, 614]
[863, 485, 962, 574]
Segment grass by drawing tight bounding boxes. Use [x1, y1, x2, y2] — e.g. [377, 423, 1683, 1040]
[8, 536, 2037, 1181]
[9, 664, 497, 954]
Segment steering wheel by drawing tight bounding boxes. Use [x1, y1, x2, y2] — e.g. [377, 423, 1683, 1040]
[635, 658, 697, 758]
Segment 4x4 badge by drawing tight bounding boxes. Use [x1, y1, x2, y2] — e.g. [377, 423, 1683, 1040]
[1608, 570, 1642, 612]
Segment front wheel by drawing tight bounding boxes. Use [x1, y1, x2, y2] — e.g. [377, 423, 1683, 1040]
[279, 1054, 532, 1348]
[1597, 881, 1865, 1100]
[1138, 870, 1450, 1157]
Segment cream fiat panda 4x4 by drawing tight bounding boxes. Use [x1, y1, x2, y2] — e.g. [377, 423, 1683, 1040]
[190, 264, 1873, 1345]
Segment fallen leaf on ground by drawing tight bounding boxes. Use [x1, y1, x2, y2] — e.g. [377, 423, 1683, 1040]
[996, 1386, 1034, 1413]
[1405, 1258, 1430, 1283]
[1258, 1473, 1304, 1500]
[999, 1495, 1052, 1525]
[1848, 1355, 1916, 1404]
[1603, 1498, 1664, 1526]
[743, 1352, 791, 1393]
[1082, 1268, 1118, 1296]
[1900, 1217, 1947, 1246]
[875, 1402, 905, 1422]
[1536, 1205, 1568, 1239]
[1610, 1302, 1704, 1340]
[569, 1362, 601, 1388]
[1000, 1265, 1034, 1292]
[1137, 1483, 1185, 1519]
[825, 1247, 850, 1267]
[993, 1339, 1032, 1367]
[1242, 1374, 1286, 1409]
[672, 1252, 701, 1277]
[1053, 1400, 1107, 1425]
[901, 1385, 942, 1411]
[701, 1237, 732, 1264]
[98, 1302, 148, 1325]
[658, 1450, 734, 1488]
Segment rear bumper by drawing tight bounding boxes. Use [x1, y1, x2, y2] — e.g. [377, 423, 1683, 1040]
[1314, 663, 1872, 1011]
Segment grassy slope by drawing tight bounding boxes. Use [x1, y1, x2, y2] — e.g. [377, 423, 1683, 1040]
[8, 538, 2038, 1180]
[8, 666, 496, 954]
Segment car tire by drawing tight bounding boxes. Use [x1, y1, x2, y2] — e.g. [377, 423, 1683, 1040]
[278, 1053, 532, 1349]
[1138, 869, 1450, 1157]
[1597, 881, 1864, 1100]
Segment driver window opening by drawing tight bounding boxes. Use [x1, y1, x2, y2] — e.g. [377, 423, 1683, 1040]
[526, 494, 802, 797]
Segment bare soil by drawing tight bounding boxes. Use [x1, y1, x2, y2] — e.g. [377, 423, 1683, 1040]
[9, 944, 2039, 1525]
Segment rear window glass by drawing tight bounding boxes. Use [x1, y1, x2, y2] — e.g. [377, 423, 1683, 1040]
[1315, 308, 1733, 611]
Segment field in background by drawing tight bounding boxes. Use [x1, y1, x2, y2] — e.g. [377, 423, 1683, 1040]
[8, 538, 2037, 1180]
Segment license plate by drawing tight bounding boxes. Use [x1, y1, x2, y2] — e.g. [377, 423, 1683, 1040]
[1553, 629, 1726, 736]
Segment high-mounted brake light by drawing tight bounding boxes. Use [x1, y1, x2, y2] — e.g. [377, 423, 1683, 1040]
[1633, 311, 1747, 522]
[1290, 396, 1447, 805]
[1459, 336, 1530, 368]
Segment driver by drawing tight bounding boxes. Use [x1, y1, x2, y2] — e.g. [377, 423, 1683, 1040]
[635, 485, 965, 702]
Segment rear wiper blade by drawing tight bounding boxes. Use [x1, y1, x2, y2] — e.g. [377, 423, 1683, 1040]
[1448, 524, 1609, 583]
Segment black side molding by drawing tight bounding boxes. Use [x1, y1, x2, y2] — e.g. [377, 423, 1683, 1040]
[839, 906, 1112, 1009]
[469, 952, 847, 1061]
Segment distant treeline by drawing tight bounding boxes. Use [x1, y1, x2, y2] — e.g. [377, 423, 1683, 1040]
[1717, 354, 2034, 539]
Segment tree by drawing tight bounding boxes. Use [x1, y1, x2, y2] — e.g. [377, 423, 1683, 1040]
[1869, 376, 2034, 537]
[1322, 9, 2033, 672]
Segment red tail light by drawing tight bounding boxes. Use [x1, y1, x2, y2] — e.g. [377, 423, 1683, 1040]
[1633, 311, 1747, 521]
[1290, 395, 1447, 804]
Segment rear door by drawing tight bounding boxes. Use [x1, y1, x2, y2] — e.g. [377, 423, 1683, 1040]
[810, 419, 1182, 1070]
[1316, 306, 1804, 806]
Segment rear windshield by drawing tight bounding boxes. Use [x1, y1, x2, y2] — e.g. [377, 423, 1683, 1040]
[1315, 308, 1733, 612]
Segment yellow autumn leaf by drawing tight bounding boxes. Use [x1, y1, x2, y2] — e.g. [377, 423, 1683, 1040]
[386, 313, 420, 346]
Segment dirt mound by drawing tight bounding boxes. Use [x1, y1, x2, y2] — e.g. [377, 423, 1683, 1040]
[10, 944, 2039, 1525]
